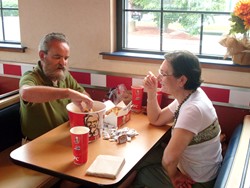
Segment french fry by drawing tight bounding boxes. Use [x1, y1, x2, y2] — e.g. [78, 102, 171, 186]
[106, 107, 122, 116]
[83, 108, 93, 113]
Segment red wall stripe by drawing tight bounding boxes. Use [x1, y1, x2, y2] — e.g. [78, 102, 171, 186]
[70, 71, 91, 85]
[1, 63, 246, 107]
[202, 86, 230, 103]
[3, 64, 22, 76]
[106, 75, 132, 89]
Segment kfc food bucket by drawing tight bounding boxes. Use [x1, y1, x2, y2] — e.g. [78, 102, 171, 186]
[66, 101, 106, 142]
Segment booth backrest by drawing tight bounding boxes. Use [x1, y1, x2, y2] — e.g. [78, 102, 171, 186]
[0, 102, 22, 152]
[214, 124, 243, 188]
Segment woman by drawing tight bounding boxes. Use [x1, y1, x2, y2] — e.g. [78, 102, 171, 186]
[133, 51, 222, 188]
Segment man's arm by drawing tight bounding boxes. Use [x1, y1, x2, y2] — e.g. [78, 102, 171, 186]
[20, 85, 93, 109]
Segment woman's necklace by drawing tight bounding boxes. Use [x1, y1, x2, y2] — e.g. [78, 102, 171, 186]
[173, 90, 196, 128]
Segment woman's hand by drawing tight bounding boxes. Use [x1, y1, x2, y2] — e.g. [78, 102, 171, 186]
[171, 171, 195, 188]
[143, 71, 158, 96]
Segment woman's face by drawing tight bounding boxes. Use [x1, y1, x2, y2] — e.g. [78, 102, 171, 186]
[158, 60, 178, 95]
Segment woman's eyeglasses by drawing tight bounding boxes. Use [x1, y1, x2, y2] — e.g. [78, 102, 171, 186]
[158, 69, 173, 77]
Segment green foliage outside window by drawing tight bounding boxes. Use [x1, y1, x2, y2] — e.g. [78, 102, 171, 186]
[131, 0, 226, 35]
[1, 0, 18, 16]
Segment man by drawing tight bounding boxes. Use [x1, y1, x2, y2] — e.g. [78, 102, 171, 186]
[20, 32, 93, 141]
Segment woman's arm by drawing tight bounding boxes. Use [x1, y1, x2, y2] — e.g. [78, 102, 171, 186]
[144, 72, 174, 126]
[162, 128, 195, 187]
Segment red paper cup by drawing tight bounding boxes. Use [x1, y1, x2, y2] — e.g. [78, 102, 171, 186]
[70, 126, 89, 165]
[131, 85, 144, 112]
[66, 101, 106, 142]
[157, 89, 163, 106]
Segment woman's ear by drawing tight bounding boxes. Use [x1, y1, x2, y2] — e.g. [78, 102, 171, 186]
[178, 75, 188, 88]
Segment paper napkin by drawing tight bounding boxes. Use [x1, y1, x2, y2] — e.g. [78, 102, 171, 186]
[86, 155, 125, 179]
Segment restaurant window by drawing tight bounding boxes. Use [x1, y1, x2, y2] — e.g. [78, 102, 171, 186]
[117, 0, 237, 61]
[0, 0, 20, 44]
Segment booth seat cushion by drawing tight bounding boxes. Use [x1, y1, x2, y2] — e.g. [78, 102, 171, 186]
[0, 102, 22, 152]
[0, 143, 59, 188]
[0, 100, 59, 188]
[214, 124, 243, 188]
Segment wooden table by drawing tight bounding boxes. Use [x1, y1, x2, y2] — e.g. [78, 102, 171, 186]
[10, 113, 171, 186]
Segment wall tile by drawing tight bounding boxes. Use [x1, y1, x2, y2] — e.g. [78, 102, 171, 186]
[91, 74, 106, 87]
[0, 64, 3, 74]
[202, 86, 230, 103]
[106, 75, 132, 89]
[70, 71, 91, 85]
[229, 90, 250, 107]
[3, 64, 22, 76]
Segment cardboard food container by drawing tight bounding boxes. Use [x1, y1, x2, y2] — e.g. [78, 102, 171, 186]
[104, 100, 132, 128]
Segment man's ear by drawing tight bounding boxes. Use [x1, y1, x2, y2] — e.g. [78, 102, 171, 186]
[39, 51, 45, 61]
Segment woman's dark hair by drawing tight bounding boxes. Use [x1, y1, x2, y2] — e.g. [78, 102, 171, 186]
[164, 50, 203, 90]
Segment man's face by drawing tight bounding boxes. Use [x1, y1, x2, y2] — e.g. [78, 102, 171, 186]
[40, 40, 70, 81]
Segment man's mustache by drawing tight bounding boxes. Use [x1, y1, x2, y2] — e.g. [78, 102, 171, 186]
[57, 65, 66, 71]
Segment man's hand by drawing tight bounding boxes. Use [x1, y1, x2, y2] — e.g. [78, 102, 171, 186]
[68, 89, 93, 111]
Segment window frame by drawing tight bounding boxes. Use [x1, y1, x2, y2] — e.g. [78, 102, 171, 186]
[0, 0, 25, 52]
[111, 0, 250, 71]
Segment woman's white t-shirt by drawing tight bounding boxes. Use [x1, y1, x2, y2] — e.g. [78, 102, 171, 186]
[168, 88, 223, 182]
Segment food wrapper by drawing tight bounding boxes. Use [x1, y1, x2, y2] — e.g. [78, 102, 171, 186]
[104, 100, 132, 128]
[106, 84, 132, 105]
